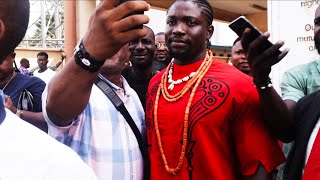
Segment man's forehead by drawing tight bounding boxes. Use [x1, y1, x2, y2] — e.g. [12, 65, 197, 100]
[155, 35, 165, 42]
[167, 1, 201, 17]
[37, 55, 47, 59]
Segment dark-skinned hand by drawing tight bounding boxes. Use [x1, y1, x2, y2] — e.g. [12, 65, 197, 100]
[241, 28, 289, 84]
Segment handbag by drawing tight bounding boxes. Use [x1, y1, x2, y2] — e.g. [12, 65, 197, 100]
[17, 89, 34, 111]
[95, 74, 150, 180]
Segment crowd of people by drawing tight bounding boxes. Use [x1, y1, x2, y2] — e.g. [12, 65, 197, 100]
[3, 0, 320, 179]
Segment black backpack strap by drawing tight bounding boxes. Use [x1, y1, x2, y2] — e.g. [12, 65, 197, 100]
[95, 74, 150, 179]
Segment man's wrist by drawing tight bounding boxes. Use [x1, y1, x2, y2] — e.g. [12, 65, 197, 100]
[81, 38, 105, 61]
[74, 40, 105, 72]
[16, 109, 23, 118]
[253, 78, 273, 90]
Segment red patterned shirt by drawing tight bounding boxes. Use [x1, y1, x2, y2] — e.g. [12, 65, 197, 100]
[146, 59, 285, 179]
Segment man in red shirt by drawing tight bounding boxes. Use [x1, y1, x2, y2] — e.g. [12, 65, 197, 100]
[146, 0, 285, 179]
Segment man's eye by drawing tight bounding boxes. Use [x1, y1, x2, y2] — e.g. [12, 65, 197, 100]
[167, 20, 175, 25]
[187, 21, 196, 26]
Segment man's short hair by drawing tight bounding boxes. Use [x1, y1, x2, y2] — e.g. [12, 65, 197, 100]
[0, 0, 30, 64]
[233, 37, 241, 46]
[20, 58, 29, 64]
[37, 52, 49, 60]
[156, 32, 165, 36]
[170, 0, 213, 26]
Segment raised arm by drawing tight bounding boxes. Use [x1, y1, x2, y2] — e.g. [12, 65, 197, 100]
[45, 0, 150, 126]
[241, 29, 295, 142]
[54, 50, 66, 70]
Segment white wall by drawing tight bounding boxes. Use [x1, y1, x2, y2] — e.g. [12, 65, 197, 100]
[146, 8, 237, 46]
[268, 1, 318, 92]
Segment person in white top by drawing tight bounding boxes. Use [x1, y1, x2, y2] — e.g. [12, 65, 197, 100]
[33, 51, 56, 84]
[0, 1, 97, 179]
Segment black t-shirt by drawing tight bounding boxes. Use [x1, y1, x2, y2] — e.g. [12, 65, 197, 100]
[152, 60, 169, 72]
[122, 67, 157, 110]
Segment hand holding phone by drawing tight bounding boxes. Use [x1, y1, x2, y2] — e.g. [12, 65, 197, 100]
[117, 0, 144, 29]
[229, 16, 281, 55]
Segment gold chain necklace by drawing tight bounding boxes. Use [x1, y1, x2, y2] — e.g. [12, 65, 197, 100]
[153, 50, 214, 175]
[1, 71, 15, 91]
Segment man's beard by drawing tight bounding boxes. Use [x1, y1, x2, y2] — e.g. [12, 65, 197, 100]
[168, 48, 190, 61]
[130, 58, 153, 70]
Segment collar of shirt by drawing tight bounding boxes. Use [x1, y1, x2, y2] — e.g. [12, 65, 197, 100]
[0, 90, 6, 125]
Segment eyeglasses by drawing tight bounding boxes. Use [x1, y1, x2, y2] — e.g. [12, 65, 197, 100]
[155, 42, 167, 49]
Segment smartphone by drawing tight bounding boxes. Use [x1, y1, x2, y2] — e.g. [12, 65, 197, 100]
[117, 0, 144, 29]
[229, 16, 281, 55]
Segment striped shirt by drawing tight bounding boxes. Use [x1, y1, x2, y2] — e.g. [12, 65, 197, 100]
[42, 77, 146, 180]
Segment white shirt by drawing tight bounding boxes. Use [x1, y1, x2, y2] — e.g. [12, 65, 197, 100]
[33, 68, 55, 84]
[0, 109, 97, 180]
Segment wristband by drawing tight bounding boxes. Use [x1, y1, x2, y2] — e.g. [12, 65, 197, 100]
[74, 40, 104, 72]
[253, 79, 273, 90]
[16, 109, 23, 118]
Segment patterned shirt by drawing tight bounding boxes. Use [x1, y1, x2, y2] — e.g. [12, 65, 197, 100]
[19, 67, 30, 75]
[42, 77, 146, 180]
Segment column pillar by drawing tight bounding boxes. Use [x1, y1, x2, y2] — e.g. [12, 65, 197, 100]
[63, 0, 77, 61]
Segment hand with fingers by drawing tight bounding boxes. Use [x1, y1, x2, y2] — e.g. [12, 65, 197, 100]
[4, 96, 17, 114]
[241, 28, 289, 85]
[82, 0, 150, 62]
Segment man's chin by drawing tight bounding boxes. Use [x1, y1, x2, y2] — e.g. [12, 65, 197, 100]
[169, 49, 189, 60]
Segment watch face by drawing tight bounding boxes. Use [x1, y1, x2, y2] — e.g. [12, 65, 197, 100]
[82, 58, 91, 66]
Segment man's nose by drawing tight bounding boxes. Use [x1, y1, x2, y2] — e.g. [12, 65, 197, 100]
[172, 23, 186, 35]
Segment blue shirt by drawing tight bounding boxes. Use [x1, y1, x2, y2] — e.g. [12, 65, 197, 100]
[1, 73, 45, 112]
[0, 90, 5, 125]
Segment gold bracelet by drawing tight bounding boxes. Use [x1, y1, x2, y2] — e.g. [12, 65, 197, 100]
[16, 109, 23, 118]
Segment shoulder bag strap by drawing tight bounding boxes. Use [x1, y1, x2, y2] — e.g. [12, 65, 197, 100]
[94, 74, 148, 162]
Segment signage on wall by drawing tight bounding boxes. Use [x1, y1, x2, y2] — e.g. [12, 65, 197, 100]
[268, 1, 319, 92]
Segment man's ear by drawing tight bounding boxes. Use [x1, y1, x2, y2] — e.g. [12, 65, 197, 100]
[11, 52, 16, 59]
[0, 19, 6, 40]
[207, 25, 214, 40]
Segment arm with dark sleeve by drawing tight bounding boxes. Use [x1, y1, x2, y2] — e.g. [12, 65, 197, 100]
[251, 66, 308, 142]
[240, 30, 294, 142]
[256, 87, 295, 142]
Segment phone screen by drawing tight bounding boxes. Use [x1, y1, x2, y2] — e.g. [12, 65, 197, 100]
[229, 16, 281, 55]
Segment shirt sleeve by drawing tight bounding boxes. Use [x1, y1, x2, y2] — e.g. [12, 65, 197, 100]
[41, 86, 79, 135]
[280, 69, 306, 102]
[232, 87, 286, 176]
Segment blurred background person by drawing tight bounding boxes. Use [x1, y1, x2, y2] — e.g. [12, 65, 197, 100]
[230, 37, 252, 76]
[19, 58, 31, 75]
[0, 52, 47, 132]
[152, 32, 171, 72]
[33, 51, 55, 84]
[123, 26, 157, 110]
